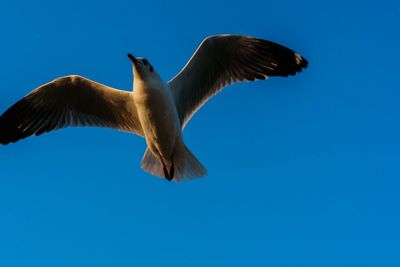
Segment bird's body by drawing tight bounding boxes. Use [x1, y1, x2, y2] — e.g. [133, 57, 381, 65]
[134, 77, 180, 160]
[133, 68, 183, 179]
[0, 34, 308, 181]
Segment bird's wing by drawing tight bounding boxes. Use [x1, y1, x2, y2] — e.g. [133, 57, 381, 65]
[168, 34, 308, 127]
[0, 75, 144, 145]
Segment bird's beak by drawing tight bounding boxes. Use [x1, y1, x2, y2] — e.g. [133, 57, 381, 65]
[127, 53, 138, 66]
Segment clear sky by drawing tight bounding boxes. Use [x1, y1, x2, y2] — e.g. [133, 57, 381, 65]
[0, 0, 399, 266]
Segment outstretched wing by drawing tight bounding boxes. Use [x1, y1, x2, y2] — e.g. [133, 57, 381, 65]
[0, 75, 143, 145]
[168, 34, 308, 127]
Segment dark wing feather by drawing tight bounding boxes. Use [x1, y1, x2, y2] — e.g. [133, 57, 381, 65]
[0, 75, 143, 145]
[168, 34, 308, 127]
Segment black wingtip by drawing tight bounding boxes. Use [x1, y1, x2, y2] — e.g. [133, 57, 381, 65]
[0, 96, 42, 145]
[253, 38, 309, 77]
[0, 121, 25, 145]
[299, 56, 309, 69]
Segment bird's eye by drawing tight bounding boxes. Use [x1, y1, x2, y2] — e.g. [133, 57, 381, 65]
[142, 59, 148, 65]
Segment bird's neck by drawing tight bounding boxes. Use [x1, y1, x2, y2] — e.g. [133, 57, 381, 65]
[133, 76, 165, 93]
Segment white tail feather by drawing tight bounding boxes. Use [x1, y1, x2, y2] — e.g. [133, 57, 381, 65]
[140, 145, 206, 182]
[140, 148, 165, 178]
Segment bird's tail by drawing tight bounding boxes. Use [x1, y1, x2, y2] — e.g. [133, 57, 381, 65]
[140, 148, 165, 179]
[140, 145, 206, 182]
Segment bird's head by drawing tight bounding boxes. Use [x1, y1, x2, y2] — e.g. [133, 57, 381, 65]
[128, 54, 159, 82]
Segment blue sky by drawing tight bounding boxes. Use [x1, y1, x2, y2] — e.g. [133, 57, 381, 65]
[0, 0, 399, 266]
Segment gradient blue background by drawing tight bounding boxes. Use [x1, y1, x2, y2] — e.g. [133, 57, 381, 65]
[0, 0, 399, 266]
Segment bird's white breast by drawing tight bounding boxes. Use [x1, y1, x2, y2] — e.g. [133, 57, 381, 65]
[133, 78, 182, 159]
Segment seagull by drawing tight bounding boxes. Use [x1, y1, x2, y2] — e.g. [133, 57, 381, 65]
[0, 34, 308, 181]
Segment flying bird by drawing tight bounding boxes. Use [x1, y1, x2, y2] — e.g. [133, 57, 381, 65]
[0, 34, 308, 181]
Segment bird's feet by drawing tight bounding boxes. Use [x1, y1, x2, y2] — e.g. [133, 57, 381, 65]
[161, 156, 174, 182]
[162, 164, 170, 181]
[168, 155, 175, 181]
